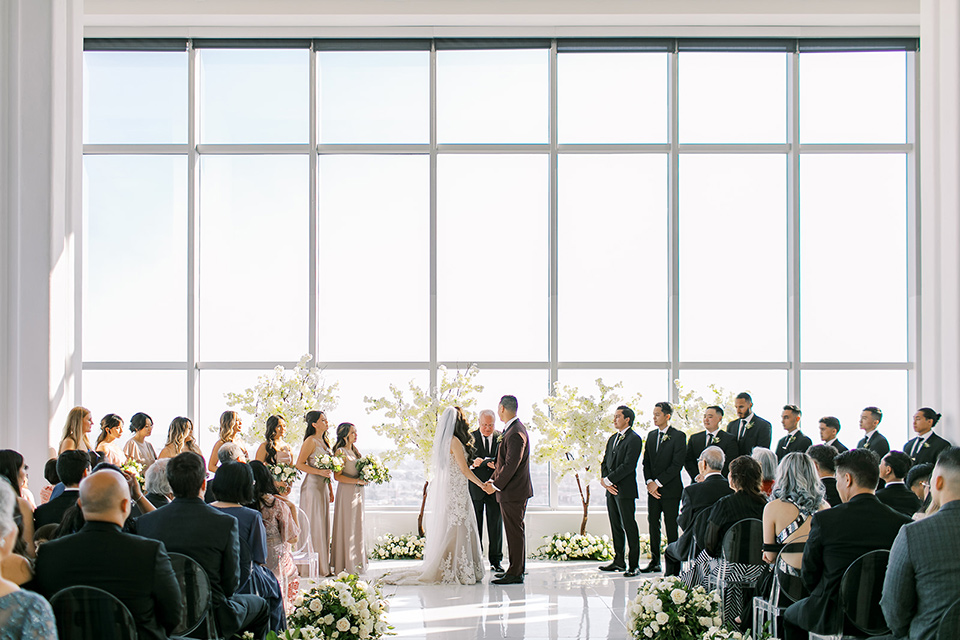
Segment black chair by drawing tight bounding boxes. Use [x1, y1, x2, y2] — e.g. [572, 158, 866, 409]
[810, 549, 891, 640]
[938, 597, 960, 640]
[752, 535, 808, 639]
[50, 585, 137, 640]
[168, 552, 222, 639]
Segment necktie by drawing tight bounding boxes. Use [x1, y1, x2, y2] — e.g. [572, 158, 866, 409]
[912, 438, 922, 458]
[738, 419, 746, 440]
[706, 433, 714, 447]
[486, 436, 492, 454]
[657, 430, 664, 451]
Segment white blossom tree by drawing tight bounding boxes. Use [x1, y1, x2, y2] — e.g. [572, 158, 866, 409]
[637, 380, 738, 438]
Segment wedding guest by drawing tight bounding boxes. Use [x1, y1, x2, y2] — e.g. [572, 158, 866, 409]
[95, 413, 128, 467]
[157, 416, 203, 460]
[0, 481, 56, 639]
[34, 450, 89, 529]
[857, 406, 890, 459]
[255, 415, 295, 467]
[143, 458, 173, 508]
[204, 443, 247, 504]
[776, 405, 813, 462]
[906, 462, 933, 506]
[32, 524, 56, 549]
[599, 405, 643, 577]
[752, 447, 778, 497]
[684, 405, 738, 481]
[54, 461, 156, 536]
[39, 459, 58, 504]
[726, 392, 772, 456]
[331, 422, 368, 575]
[469, 409, 503, 573]
[904, 407, 952, 465]
[0, 451, 35, 558]
[123, 412, 158, 470]
[137, 452, 269, 639]
[296, 410, 335, 576]
[641, 401, 686, 573]
[877, 451, 922, 517]
[58, 405, 95, 454]
[806, 444, 842, 507]
[250, 460, 300, 615]
[33, 469, 183, 640]
[208, 411, 248, 473]
[818, 416, 848, 453]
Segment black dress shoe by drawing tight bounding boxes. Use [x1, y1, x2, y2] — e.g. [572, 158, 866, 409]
[639, 563, 662, 573]
[623, 568, 641, 577]
[599, 563, 627, 572]
[492, 574, 524, 585]
[494, 572, 506, 579]
[491, 564, 504, 573]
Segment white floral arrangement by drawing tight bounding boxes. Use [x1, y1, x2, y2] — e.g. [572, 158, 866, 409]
[627, 575, 722, 639]
[270, 463, 301, 485]
[120, 459, 144, 486]
[638, 533, 668, 559]
[702, 627, 763, 639]
[370, 533, 425, 560]
[355, 455, 391, 485]
[533, 532, 614, 561]
[309, 453, 344, 474]
[283, 572, 392, 640]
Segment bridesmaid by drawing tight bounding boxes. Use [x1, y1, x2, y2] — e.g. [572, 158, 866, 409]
[123, 412, 158, 470]
[295, 411, 335, 577]
[94, 414, 127, 466]
[256, 416, 295, 466]
[209, 411, 248, 473]
[330, 422, 367, 575]
[58, 406, 94, 455]
[158, 417, 203, 460]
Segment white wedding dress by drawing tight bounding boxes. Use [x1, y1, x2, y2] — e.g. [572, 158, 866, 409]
[382, 408, 485, 585]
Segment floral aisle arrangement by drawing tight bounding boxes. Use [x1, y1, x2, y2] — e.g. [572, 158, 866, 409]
[370, 533, 425, 560]
[276, 573, 392, 640]
[356, 456, 391, 485]
[533, 532, 614, 561]
[638, 533, 668, 559]
[701, 627, 764, 639]
[309, 453, 344, 474]
[269, 463, 301, 485]
[627, 575, 722, 640]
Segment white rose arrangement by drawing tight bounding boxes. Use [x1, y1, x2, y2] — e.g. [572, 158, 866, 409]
[269, 463, 301, 485]
[370, 533, 425, 560]
[533, 532, 614, 561]
[279, 572, 392, 640]
[701, 626, 766, 639]
[626, 575, 722, 639]
[310, 454, 345, 474]
[355, 455, 391, 485]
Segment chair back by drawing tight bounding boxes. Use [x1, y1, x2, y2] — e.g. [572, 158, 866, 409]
[721, 518, 764, 565]
[50, 585, 138, 640]
[839, 549, 890, 636]
[775, 535, 808, 604]
[168, 551, 214, 636]
[937, 597, 960, 640]
[293, 506, 312, 554]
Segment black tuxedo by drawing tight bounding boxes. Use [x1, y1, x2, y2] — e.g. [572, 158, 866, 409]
[137, 497, 269, 638]
[776, 430, 814, 462]
[469, 431, 502, 567]
[34, 521, 183, 640]
[784, 494, 911, 637]
[821, 476, 842, 507]
[601, 428, 643, 569]
[33, 488, 79, 529]
[665, 473, 733, 575]
[641, 426, 687, 566]
[904, 432, 951, 465]
[857, 430, 890, 459]
[684, 429, 738, 480]
[824, 439, 848, 453]
[726, 414, 772, 456]
[876, 482, 922, 517]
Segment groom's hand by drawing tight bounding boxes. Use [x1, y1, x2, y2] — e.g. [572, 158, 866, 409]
[482, 481, 496, 495]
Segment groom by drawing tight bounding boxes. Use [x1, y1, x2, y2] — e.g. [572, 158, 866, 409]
[483, 395, 532, 585]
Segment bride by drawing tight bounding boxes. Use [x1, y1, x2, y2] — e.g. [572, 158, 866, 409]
[383, 406, 487, 585]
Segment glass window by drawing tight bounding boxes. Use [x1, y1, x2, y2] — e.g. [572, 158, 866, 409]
[678, 369, 788, 437]
[679, 155, 787, 361]
[557, 52, 668, 143]
[319, 156, 429, 361]
[318, 51, 429, 144]
[83, 155, 188, 361]
[198, 155, 309, 361]
[800, 155, 907, 362]
[437, 155, 548, 361]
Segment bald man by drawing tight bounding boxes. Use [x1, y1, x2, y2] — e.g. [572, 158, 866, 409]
[34, 470, 183, 640]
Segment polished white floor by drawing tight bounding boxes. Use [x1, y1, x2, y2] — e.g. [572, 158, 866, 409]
[369, 559, 652, 640]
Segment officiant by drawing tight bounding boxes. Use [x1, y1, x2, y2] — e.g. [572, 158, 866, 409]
[470, 409, 504, 572]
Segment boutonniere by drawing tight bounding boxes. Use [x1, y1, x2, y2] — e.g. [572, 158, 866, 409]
[745, 421, 755, 431]
[661, 433, 671, 443]
[787, 433, 797, 445]
[922, 441, 929, 449]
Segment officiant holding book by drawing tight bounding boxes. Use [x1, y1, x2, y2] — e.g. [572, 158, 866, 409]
[470, 409, 504, 572]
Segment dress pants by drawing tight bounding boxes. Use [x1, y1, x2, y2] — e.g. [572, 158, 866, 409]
[499, 499, 528, 577]
[473, 494, 503, 567]
[606, 492, 640, 570]
[211, 594, 270, 640]
[646, 492, 680, 566]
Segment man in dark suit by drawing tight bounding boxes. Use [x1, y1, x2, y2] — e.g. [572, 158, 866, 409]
[881, 447, 960, 640]
[641, 401, 687, 573]
[904, 407, 952, 466]
[33, 450, 89, 529]
[665, 446, 733, 576]
[598, 405, 643, 577]
[857, 406, 890, 459]
[776, 405, 813, 462]
[726, 391, 772, 456]
[877, 451, 922, 517]
[818, 416, 848, 453]
[469, 409, 503, 572]
[485, 395, 533, 585]
[684, 406, 738, 481]
[137, 452, 269, 639]
[783, 449, 912, 640]
[807, 444, 842, 507]
[34, 469, 183, 640]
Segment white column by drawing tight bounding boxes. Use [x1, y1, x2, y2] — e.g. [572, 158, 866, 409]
[920, 0, 960, 445]
[0, 0, 83, 477]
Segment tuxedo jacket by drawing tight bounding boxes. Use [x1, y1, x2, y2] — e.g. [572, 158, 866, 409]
[34, 521, 183, 640]
[492, 419, 533, 503]
[33, 488, 79, 529]
[469, 431, 501, 501]
[904, 432, 951, 466]
[776, 430, 814, 461]
[673, 474, 733, 559]
[821, 476, 842, 507]
[641, 427, 687, 499]
[725, 414, 773, 456]
[825, 439, 848, 453]
[600, 428, 643, 500]
[876, 482, 923, 517]
[857, 430, 890, 459]
[684, 429, 739, 480]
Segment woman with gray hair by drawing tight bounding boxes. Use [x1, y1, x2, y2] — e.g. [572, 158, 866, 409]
[144, 458, 173, 508]
[0, 481, 57, 638]
[752, 447, 778, 497]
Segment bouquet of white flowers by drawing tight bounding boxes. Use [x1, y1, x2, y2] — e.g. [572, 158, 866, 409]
[627, 575, 722, 640]
[121, 459, 144, 487]
[309, 454, 344, 474]
[370, 533, 425, 560]
[270, 463, 301, 485]
[533, 532, 614, 561]
[355, 456, 391, 485]
[701, 627, 763, 639]
[282, 572, 392, 640]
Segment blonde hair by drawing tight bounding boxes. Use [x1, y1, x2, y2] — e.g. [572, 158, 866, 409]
[61, 406, 92, 451]
[219, 411, 238, 442]
[166, 417, 202, 455]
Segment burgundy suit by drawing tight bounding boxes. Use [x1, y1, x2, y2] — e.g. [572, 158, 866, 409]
[492, 417, 533, 577]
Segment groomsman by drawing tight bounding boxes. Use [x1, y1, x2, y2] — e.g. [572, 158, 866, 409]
[818, 416, 848, 453]
[599, 406, 643, 577]
[857, 406, 890, 459]
[904, 407, 952, 465]
[776, 405, 813, 462]
[684, 406, 738, 481]
[641, 402, 686, 573]
[726, 392, 772, 456]
[469, 409, 503, 572]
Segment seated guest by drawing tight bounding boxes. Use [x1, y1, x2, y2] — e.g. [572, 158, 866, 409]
[249, 461, 299, 615]
[905, 462, 934, 513]
[0, 481, 56, 638]
[881, 447, 960, 640]
[33, 470, 183, 640]
[32, 524, 56, 549]
[666, 446, 733, 576]
[52, 462, 154, 537]
[807, 444, 842, 507]
[878, 451, 923, 517]
[0, 450, 36, 559]
[752, 448, 778, 497]
[904, 407, 952, 465]
[684, 406, 738, 481]
[204, 442, 247, 503]
[143, 458, 173, 508]
[137, 452, 269, 640]
[33, 450, 89, 529]
[818, 416, 848, 453]
[776, 405, 813, 462]
[39, 459, 58, 504]
[783, 449, 912, 640]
